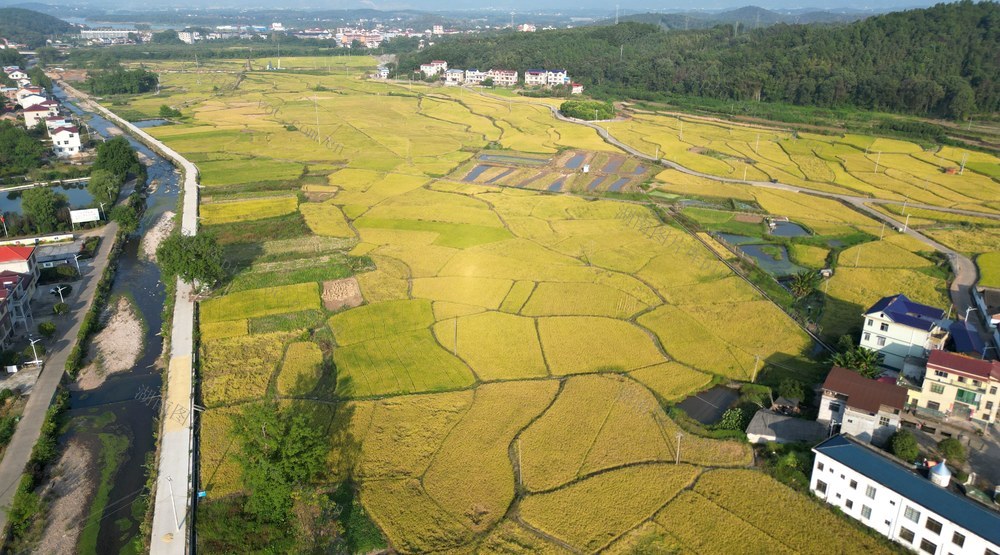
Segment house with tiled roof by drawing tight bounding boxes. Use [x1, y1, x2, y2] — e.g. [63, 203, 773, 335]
[50, 125, 81, 157]
[0, 246, 38, 331]
[818, 366, 909, 445]
[23, 102, 58, 128]
[860, 294, 949, 370]
[899, 350, 1000, 424]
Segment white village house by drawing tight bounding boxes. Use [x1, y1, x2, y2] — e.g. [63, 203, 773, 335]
[546, 69, 569, 86]
[486, 69, 518, 87]
[860, 294, 949, 370]
[50, 125, 81, 157]
[817, 366, 908, 445]
[811, 434, 1000, 555]
[443, 69, 465, 85]
[524, 69, 547, 87]
[419, 60, 448, 77]
[22, 102, 58, 128]
[464, 69, 486, 85]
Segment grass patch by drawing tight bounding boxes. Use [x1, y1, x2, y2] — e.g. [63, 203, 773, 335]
[201, 283, 320, 323]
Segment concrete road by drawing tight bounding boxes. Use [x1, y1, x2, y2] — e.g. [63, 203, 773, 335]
[59, 81, 200, 555]
[0, 223, 118, 533]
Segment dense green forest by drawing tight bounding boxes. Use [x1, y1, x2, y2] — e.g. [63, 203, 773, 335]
[0, 8, 75, 49]
[402, 1, 999, 120]
[86, 68, 159, 95]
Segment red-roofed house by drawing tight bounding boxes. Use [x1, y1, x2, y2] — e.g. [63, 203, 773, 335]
[23, 103, 58, 128]
[900, 350, 1000, 424]
[0, 246, 38, 331]
[818, 366, 908, 445]
[50, 126, 81, 157]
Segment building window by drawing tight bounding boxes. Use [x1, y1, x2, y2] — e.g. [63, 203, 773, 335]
[817, 461, 824, 471]
[951, 532, 964, 547]
[931, 384, 945, 394]
[879, 416, 890, 427]
[958, 376, 967, 383]
[866, 485, 876, 499]
[849, 479, 857, 489]
[880, 322, 889, 332]
[899, 527, 915, 543]
[861, 505, 872, 519]
[927, 401, 941, 411]
[987, 401, 994, 410]
[816, 480, 827, 494]
[877, 336, 886, 346]
[926, 517, 942, 534]
[828, 403, 841, 413]
[991, 386, 997, 395]
[867, 318, 873, 326]
[845, 499, 854, 509]
[934, 370, 948, 378]
[863, 332, 871, 341]
[904, 506, 921, 523]
[973, 380, 981, 387]
[919, 539, 937, 554]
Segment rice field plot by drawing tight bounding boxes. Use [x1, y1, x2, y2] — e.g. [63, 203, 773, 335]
[299, 201, 355, 238]
[200, 332, 297, 406]
[200, 195, 299, 226]
[520, 281, 650, 318]
[276, 342, 324, 396]
[656, 491, 795, 555]
[200, 282, 320, 323]
[361, 478, 475, 553]
[694, 469, 894, 554]
[788, 244, 830, 268]
[199, 404, 253, 497]
[328, 299, 433, 345]
[423, 381, 558, 532]
[978, 252, 1000, 288]
[629, 362, 712, 403]
[519, 464, 699, 553]
[432, 311, 548, 380]
[197, 157, 305, 187]
[334, 330, 475, 397]
[537, 316, 666, 375]
[924, 226, 1000, 255]
[411, 276, 513, 309]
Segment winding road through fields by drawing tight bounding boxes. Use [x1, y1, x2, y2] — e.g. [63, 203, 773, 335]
[510, 95, 996, 349]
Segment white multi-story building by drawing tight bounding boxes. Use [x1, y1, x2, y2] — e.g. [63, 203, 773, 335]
[546, 69, 569, 86]
[50, 126, 81, 157]
[817, 366, 908, 445]
[464, 69, 486, 85]
[811, 434, 1000, 555]
[444, 69, 465, 85]
[900, 350, 1000, 424]
[18, 93, 47, 110]
[5, 69, 27, 81]
[79, 29, 135, 40]
[23, 103, 58, 128]
[487, 69, 518, 87]
[419, 60, 448, 77]
[861, 294, 949, 370]
[524, 69, 547, 87]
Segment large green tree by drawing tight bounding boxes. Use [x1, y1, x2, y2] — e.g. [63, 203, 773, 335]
[828, 346, 884, 379]
[20, 187, 63, 233]
[86, 168, 122, 207]
[156, 234, 225, 286]
[0, 122, 45, 178]
[92, 136, 142, 179]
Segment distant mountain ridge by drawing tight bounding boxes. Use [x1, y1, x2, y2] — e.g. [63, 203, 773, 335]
[608, 6, 873, 30]
[0, 7, 75, 48]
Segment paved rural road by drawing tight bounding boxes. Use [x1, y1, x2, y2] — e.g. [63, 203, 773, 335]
[532, 102, 996, 347]
[0, 223, 118, 533]
[59, 81, 200, 555]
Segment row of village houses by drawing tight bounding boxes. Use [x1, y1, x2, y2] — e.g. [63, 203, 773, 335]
[2, 66, 82, 158]
[398, 61, 583, 93]
[745, 292, 1000, 554]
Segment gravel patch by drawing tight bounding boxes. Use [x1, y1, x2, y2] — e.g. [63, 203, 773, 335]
[76, 297, 144, 391]
[140, 211, 175, 261]
[35, 439, 98, 555]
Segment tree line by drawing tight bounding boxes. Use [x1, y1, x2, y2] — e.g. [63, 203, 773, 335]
[86, 67, 159, 96]
[402, 1, 999, 120]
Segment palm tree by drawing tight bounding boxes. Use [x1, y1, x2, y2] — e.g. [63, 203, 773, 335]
[790, 270, 821, 299]
[827, 346, 884, 379]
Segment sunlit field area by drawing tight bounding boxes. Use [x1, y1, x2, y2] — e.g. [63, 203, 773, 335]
[98, 55, 998, 554]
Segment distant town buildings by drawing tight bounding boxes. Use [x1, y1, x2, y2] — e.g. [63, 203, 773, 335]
[412, 61, 577, 91]
[811, 434, 1000, 555]
[861, 294, 949, 370]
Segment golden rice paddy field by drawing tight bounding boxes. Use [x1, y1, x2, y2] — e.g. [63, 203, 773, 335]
[102, 56, 984, 553]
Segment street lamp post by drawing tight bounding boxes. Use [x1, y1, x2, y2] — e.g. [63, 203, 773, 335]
[965, 307, 977, 321]
[28, 336, 42, 366]
[54, 285, 67, 304]
[72, 255, 81, 274]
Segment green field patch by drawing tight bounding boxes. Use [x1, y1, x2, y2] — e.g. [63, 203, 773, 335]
[978, 252, 1000, 288]
[200, 319, 248, 341]
[201, 283, 320, 323]
[227, 252, 371, 293]
[249, 309, 326, 335]
[204, 212, 311, 246]
[199, 158, 305, 187]
[328, 299, 434, 346]
[353, 217, 512, 248]
[300, 201, 355, 238]
[334, 330, 475, 397]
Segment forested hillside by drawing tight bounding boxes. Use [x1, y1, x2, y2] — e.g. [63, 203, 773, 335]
[0, 8, 75, 48]
[401, 1, 999, 120]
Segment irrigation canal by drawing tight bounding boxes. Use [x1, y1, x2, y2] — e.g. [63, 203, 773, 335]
[53, 84, 179, 553]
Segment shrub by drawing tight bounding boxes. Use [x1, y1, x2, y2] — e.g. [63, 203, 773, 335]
[159, 104, 182, 118]
[37, 322, 56, 338]
[716, 408, 751, 431]
[53, 303, 69, 315]
[937, 438, 966, 464]
[890, 430, 919, 462]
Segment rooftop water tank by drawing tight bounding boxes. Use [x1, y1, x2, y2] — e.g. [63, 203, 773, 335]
[929, 459, 952, 487]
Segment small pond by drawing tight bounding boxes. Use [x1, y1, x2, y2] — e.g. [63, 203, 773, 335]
[770, 221, 811, 237]
[677, 386, 739, 425]
[608, 177, 630, 192]
[564, 153, 586, 169]
[132, 119, 170, 128]
[478, 153, 548, 166]
[740, 243, 806, 276]
[1, 182, 94, 215]
[464, 165, 491, 182]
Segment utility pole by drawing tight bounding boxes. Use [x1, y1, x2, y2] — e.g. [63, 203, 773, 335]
[959, 152, 968, 175]
[752, 355, 761, 381]
[879, 221, 886, 240]
[679, 119, 684, 141]
[453, 318, 458, 356]
[873, 151, 881, 174]
[620, 45, 624, 63]
[903, 214, 910, 233]
[675, 433, 683, 464]
[313, 96, 321, 143]
[755, 133, 760, 154]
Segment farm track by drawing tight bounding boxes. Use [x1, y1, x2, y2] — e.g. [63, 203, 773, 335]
[469, 91, 995, 348]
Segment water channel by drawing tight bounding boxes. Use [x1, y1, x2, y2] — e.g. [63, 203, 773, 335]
[53, 83, 179, 553]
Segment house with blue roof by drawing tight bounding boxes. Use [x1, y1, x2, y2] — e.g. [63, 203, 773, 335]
[812, 434, 1000, 555]
[861, 294, 950, 370]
